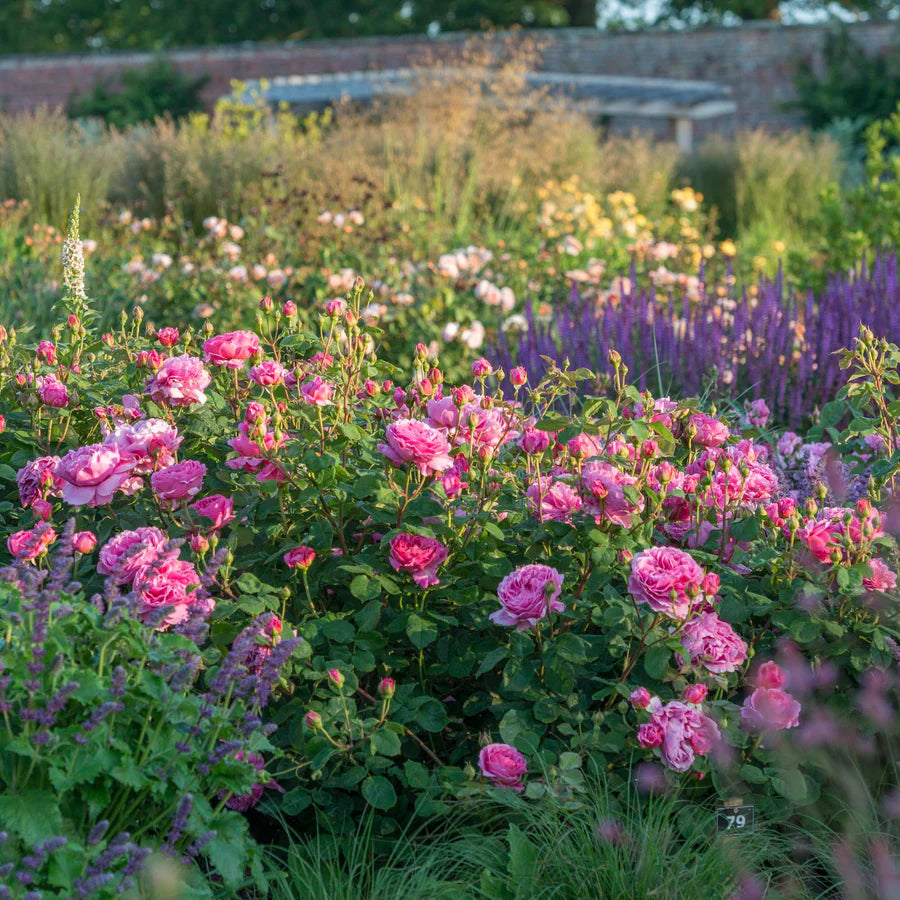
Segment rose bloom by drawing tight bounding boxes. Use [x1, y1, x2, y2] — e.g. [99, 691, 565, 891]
[526, 477, 582, 523]
[740, 687, 801, 732]
[478, 743, 527, 791]
[425, 396, 460, 430]
[97, 527, 167, 584]
[37, 374, 69, 408]
[156, 327, 180, 347]
[490, 564, 565, 631]
[683, 684, 708, 704]
[190, 494, 235, 531]
[146, 354, 211, 407]
[637, 722, 664, 748]
[133, 552, 202, 630]
[628, 546, 706, 620]
[224, 750, 282, 812]
[104, 418, 182, 474]
[754, 661, 784, 689]
[203, 331, 260, 369]
[689, 413, 730, 448]
[641, 697, 721, 772]
[237, 614, 283, 675]
[799, 507, 883, 564]
[378, 420, 453, 478]
[249, 360, 287, 386]
[7, 526, 56, 561]
[150, 460, 206, 503]
[56, 444, 136, 507]
[16, 456, 62, 507]
[284, 545, 316, 569]
[519, 426, 552, 455]
[679, 612, 748, 674]
[388, 533, 449, 588]
[863, 558, 897, 593]
[581, 460, 644, 528]
[300, 376, 334, 407]
[72, 531, 98, 554]
[630, 687, 652, 709]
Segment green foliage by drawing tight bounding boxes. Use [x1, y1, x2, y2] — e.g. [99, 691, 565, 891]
[68, 60, 208, 129]
[792, 28, 900, 148]
[0, 551, 282, 896]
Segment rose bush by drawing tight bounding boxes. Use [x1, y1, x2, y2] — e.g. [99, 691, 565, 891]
[0, 208, 897, 858]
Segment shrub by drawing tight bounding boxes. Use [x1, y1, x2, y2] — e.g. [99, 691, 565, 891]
[0, 204, 897, 854]
[0, 530, 299, 896]
[68, 59, 209, 130]
[792, 28, 900, 148]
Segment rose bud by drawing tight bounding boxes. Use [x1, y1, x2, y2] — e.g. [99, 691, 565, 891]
[327, 668, 345, 689]
[304, 711, 322, 729]
[683, 684, 708, 704]
[629, 686, 652, 709]
[72, 531, 98, 555]
[259, 295, 274, 313]
[282, 300, 297, 317]
[378, 677, 396, 699]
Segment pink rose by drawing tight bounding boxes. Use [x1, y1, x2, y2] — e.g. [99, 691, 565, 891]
[679, 612, 748, 674]
[740, 687, 801, 732]
[37, 374, 69, 408]
[103, 419, 182, 474]
[478, 743, 527, 791]
[425, 397, 460, 430]
[630, 687, 652, 709]
[640, 698, 720, 772]
[7, 525, 56, 561]
[146, 354, 211, 407]
[72, 531, 97, 554]
[150, 460, 206, 503]
[863, 558, 897, 593]
[97, 527, 168, 584]
[300, 376, 334, 407]
[236, 614, 283, 675]
[249, 360, 287, 386]
[284, 546, 316, 569]
[203, 331, 260, 369]
[378, 420, 453, 478]
[156, 327, 180, 347]
[628, 546, 706, 620]
[683, 684, 708, 704]
[133, 552, 202, 630]
[581, 460, 644, 527]
[689, 413, 730, 448]
[16, 456, 63, 507]
[190, 494, 235, 531]
[223, 750, 281, 812]
[490, 564, 564, 631]
[519, 426, 552, 455]
[754, 661, 784, 689]
[526, 477, 582, 523]
[388, 533, 449, 588]
[56, 444, 135, 507]
[637, 722, 664, 748]
[747, 399, 770, 428]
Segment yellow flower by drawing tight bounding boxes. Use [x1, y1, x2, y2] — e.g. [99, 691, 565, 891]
[720, 240, 737, 257]
[773, 240, 786, 255]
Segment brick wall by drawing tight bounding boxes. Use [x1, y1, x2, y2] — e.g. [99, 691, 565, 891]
[0, 22, 896, 130]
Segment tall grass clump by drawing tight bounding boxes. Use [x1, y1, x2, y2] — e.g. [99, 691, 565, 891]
[264, 771, 800, 900]
[680, 129, 840, 262]
[0, 108, 123, 228]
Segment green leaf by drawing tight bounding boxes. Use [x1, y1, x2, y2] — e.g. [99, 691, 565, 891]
[361, 775, 397, 810]
[407, 613, 438, 649]
[321, 619, 355, 643]
[414, 699, 448, 733]
[370, 728, 402, 757]
[475, 646, 508, 677]
[643, 644, 671, 680]
[404, 760, 431, 789]
[0, 791, 63, 844]
[507, 823, 538, 885]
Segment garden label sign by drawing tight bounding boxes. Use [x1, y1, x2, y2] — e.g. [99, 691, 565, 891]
[716, 804, 756, 836]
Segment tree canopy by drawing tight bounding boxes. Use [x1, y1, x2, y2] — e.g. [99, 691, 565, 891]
[0, 0, 895, 54]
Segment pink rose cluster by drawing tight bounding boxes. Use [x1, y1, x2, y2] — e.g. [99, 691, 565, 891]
[478, 743, 527, 791]
[636, 696, 721, 772]
[227, 404, 286, 483]
[97, 527, 208, 630]
[740, 662, 801, 733]
[797, 505, 884, 564]
[490, 564, 564, 631]
[388, 533, 448, 588]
